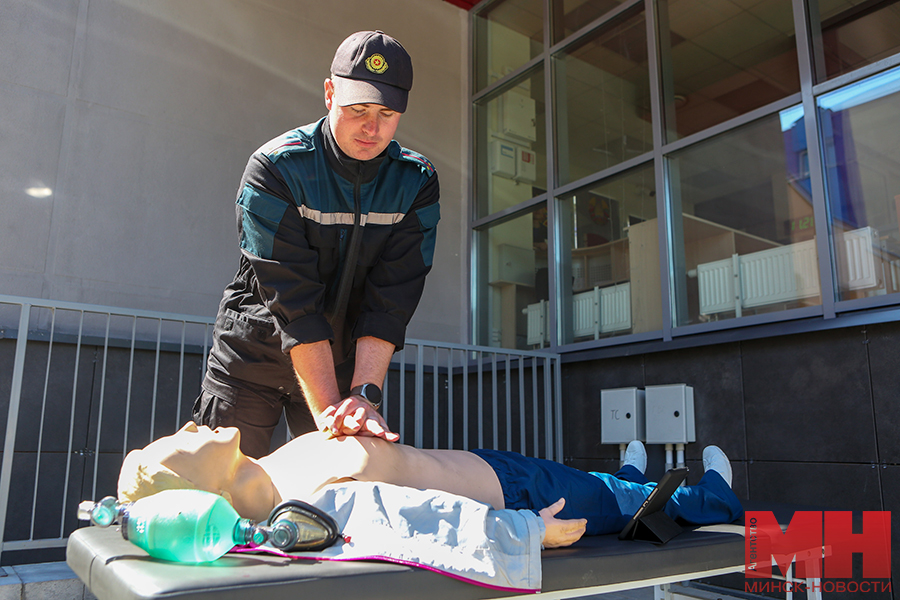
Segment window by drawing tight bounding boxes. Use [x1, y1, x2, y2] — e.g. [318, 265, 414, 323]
[819, 65, 900, 301]
[475, 207, 550, 349]
[471, 0, 900, 351]
[557, 163, 657, 344]
[551, 0, 631, 43]
[668, 105, 822, 326]
[475, 0, 545, 92]
[810, 0, 900, 83]
[553, 6, 652, 186]
[475, 68, 547, 219]
[657, 0, 800, 142]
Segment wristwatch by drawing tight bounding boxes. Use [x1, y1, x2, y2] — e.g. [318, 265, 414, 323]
[350, 383, 382, 410]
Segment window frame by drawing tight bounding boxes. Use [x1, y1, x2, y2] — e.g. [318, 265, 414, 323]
[467, 0, 900, 354]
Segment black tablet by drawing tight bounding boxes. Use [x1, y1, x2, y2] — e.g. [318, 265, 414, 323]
[618, 467, 688, 542]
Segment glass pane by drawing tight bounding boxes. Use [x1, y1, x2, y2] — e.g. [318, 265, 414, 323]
[818, 65, 900, 301]
[811, 0, 900, 82]
[658, 0, 800, 142]
[554, 7, 652, 186]
[475, 208, 551, 349]
[550, 0, 630, 44]
[475, 69, 547, 219]
[558, 163, 658, 343]
[475, 0, 544, 92]
[669, 105, 822, 327]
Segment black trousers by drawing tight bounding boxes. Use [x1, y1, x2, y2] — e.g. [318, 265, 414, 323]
[192, 388, 317, 458]
[192, 359, 355, 458]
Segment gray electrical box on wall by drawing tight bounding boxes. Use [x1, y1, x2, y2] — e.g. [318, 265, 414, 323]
[645, 384, 696, 444]
[600, 387, 645, 444]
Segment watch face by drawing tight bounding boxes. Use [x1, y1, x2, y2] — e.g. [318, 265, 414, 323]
[362, 383, 382, 405]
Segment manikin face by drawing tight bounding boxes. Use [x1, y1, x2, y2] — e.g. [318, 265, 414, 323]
[150, 422, 243, 492]
[324, 78, 402, 161]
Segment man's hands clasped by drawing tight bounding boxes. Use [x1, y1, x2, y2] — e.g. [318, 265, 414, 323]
[316, 395, 400, 442]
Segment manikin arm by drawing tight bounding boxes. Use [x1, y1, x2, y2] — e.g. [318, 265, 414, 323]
[538, 498, 587, 548]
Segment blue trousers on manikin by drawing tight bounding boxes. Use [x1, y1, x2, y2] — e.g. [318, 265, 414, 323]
[470, 449, 744, 536]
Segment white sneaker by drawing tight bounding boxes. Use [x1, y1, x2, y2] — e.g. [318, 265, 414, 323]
[623, 440, 647, 474]
[702, 445, 733, 488]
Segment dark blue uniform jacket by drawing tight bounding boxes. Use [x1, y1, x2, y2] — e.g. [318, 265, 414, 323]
[203, 116, 440, 404]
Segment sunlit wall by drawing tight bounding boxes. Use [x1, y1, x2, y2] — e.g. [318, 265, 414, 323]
[0, 0, 468, 343]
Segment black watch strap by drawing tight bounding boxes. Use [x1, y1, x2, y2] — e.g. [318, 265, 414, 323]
[350, 383, 382, 410]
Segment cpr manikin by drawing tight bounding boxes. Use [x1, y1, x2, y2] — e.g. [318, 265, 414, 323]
[119, 423, 743, 549]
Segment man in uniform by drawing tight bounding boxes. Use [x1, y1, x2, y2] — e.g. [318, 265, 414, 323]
[193, 31, 440, 458]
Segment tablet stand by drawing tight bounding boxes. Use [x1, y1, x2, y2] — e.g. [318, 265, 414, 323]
[626, 510, 683, 544]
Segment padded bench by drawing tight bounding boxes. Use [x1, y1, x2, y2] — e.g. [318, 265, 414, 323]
[67, 521, 748, 600]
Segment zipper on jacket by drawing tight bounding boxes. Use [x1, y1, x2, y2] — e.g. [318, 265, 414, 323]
[330, 162, 364, 328]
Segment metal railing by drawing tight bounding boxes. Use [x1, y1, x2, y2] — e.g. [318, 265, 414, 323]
[0, 294, 561, 563]
[385, 341, 562, 459]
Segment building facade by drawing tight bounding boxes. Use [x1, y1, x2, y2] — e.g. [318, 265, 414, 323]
[468, 0, 900, 593]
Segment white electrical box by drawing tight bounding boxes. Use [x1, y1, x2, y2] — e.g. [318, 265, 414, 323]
[501, 93, 537, 143]
[601, 387, 645, 444]
[490, 140, 517, 179]
[645, 384, 695, 444]
[515, 147, 537, 183]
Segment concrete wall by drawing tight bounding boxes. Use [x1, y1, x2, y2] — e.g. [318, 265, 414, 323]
[0, 0, 469, 343]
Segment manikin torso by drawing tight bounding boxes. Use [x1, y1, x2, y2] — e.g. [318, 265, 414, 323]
[257, 432, 505, 510]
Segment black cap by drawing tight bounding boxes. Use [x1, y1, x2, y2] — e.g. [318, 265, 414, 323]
[330, 31, 413, 113]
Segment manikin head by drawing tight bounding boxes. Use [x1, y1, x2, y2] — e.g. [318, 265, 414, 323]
[325, 31, 411, 161]
[117, 422, 244, 504]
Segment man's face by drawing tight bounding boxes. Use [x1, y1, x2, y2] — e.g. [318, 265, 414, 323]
[324, 78, 402, 161]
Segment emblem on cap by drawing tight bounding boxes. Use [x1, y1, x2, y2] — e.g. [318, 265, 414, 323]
[365, 53, 388, 74]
